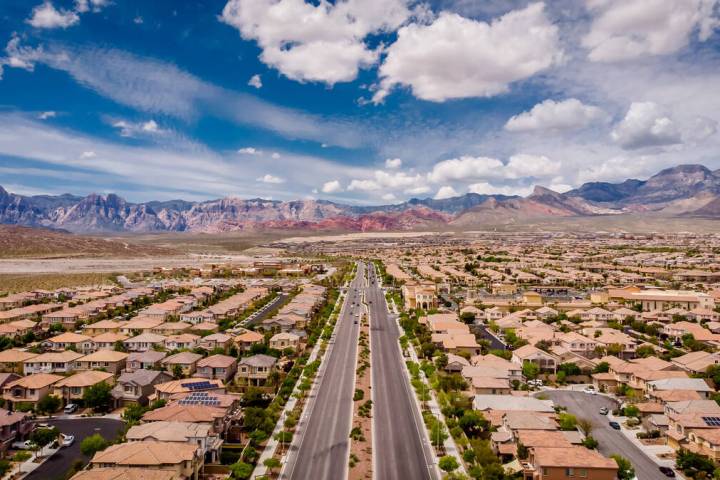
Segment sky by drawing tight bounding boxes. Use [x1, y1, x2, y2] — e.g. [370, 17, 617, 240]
[0, 0, 719, 205]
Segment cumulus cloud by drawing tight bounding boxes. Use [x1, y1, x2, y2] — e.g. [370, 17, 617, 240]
[434, 185, 459, 199]
[428, 156, 503, 183]
[271, 152, 281, 159]
[468, 182, 533, 197]
[238, 147, 261, 155]
[321, 180, 343, 193]
[373, 3, 562, 102]
[80, 150, 96, 159]
[385, 158, 402, 169]
[38, 111, 56, 120]
[382, 193, 398, 202]
[220, 0, 411, 85]
[27, 2, 80, 29]
[505, 98, 607, 132]
[75, 0, 110, 13]
[248, 74, 262, 89]
[348, 169, 426, 193]
[348, 179, 381, 191]
[582, 0, 720, 62]
[504, 154, 561, 179]
[257, 174, 285, 184]
[611, 102, 682, 149]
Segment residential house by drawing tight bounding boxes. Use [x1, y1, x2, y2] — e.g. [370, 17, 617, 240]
[89, 441, 201, 480]
[512, 345, 558, 372]
[43, 332, 95, 353]
[198, 333, 232, 352]
[522, 446, 618, 480]
[23, 351, 83, 375]
[0, 408, 32, 454]
[0, 349, 37, 374]
[126, 421, 222, 463]
[196, 355, 237, 382]
[2, 373, 63, 409]
[237, 354, 277, 386]
[123, 333, 167, 352]
[75, 350, 129, 375]
[162, 352, 203, 377]
[269, 332, 301, 351]
[112, 369, 173, 407]
[126, 351, 167, 372]
[91, 332, 129, 351]
[53, 370, 115, 404]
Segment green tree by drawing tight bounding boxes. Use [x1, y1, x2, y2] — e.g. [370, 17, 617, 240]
[558, 412, 577, 431]
[230, 461, 253, 479]
[438, 455, 459, 473]
[122, 403, 146, 424]
[80, 434, 107, 457]
[172, 364, 184, 379]
[36, 394, 61, 416]
[593, 361, 610, 374]
[264, 457, 281, 474]
[30, 427, 59, 455]
[611, 455, 635, 480]
[83, 381, 113, 412]
[522, 361, 540, 380]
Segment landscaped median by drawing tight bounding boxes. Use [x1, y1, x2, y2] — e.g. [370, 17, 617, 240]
[349, 310, 372, 480]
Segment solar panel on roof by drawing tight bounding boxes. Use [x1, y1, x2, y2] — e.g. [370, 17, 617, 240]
[703, 416, 720, 426]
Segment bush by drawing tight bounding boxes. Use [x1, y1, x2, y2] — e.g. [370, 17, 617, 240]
[438, 455, 459, 473]
[80, 434, 108, 457]
[230, 461, 253, 479]
[353, 389, 364, 401]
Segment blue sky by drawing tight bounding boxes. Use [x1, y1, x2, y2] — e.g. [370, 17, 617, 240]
[0, 0, 719, 204]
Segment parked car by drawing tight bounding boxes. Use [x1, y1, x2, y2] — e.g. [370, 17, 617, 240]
[60, 433, 74, 447]
[609, 421, 621, 430]
[64, 403, 78, 414]
[600, 407, 609, 415]
[583, 386, 597, 395]
[658, 466, 676, 477]
[11, 440, 33, 450]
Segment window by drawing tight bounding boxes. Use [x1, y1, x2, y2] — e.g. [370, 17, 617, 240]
[579, 469, 587, 478]
[565, 468, 574, 477]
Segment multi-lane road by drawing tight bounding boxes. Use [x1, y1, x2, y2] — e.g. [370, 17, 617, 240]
[283, 262, 364, 479]
[367, 263, 437, 480]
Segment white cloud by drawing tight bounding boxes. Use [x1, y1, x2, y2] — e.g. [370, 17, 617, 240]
[428, 156, 503, 183]
[257, 174, 285, 184]
[271, 152, 281, 159]
[347, 169, 426, 194]
[374, 3, 562, 102]
[27, 2, 80, 29]
[38, 111, 56, 120]
[80, 151, 96, 159]
[611, 102, 682, 149]
[133, 16, 144, 25]
[504, 154, 561, 179]
[434, 185, 459, 199]
[75, 0, 110, 13]
[348, 179, 380, 191]
[505, 98, 607, 132]
[111, 119, 165, 137]
[405, 186, 431, 196]
[582, 0, 720, 62]
[321, 180, 343, 193]
[220, 0, 411, 85]
[468, 182, 534, 197]
[238, 147, 261, 155]
[382, 193, 398, 202]
[248, 74, 262, 89]
[385, 158, 402, 169]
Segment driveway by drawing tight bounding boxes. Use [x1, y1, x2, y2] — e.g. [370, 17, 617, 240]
[26, 417, 125, 480]
[538, 390, 669, 480]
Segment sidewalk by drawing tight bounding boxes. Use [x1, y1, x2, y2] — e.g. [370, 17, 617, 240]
[253, 289, 346, 479]
[390, 298, 466, 479]
[12, 445, 60, 478]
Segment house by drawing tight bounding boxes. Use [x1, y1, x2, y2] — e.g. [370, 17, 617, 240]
[69, 468, 177, 480]
[672, 351, 720, 375]
[83, 320, 122, 336]
[0, 408, 32, 454]
[523, 446, 618, 480]
[152, 378, 225, 401]
[111, 369, 173, 407]
[269, 332, 301, 351]
[75, 350, 129, 375]
[89, 441, 201, 480]
[91, 332, 129, 351]
[196, 355, 237, 382]
[234, 331, 264, 351]
[2, 373, 63, 409]
[647, 378, 713, 398]
[43, 332, 95, 353]
[23, 351, 83, 375]
[0, 349, 38, 374]
[198, 333, 232, 352]
[444, 353, 470, 373]
[53, 370, 115, 404]
[162, 352, 203, 377]
[126, 351, 167, 372]
[164, 334, 200, 351]
[126, 421, 223, 463]
[123, 333, 167, 352]
[237, 354, 277, 386]
[512, 345, 558, 372]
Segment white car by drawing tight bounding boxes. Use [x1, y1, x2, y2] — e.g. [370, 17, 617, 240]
[583, 387, 597, 395]
[60, 433, 75, 447]
[11, 440, 33, 450]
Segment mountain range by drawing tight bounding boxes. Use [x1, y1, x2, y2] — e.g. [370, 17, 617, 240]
[2, 164, 720, 233]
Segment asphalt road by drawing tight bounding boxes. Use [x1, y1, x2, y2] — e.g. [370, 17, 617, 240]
[540, 390, 666, 480]
[283, 263, 363, 480]
[368, 264, 437, 480]
[26, 417, 125, 480]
